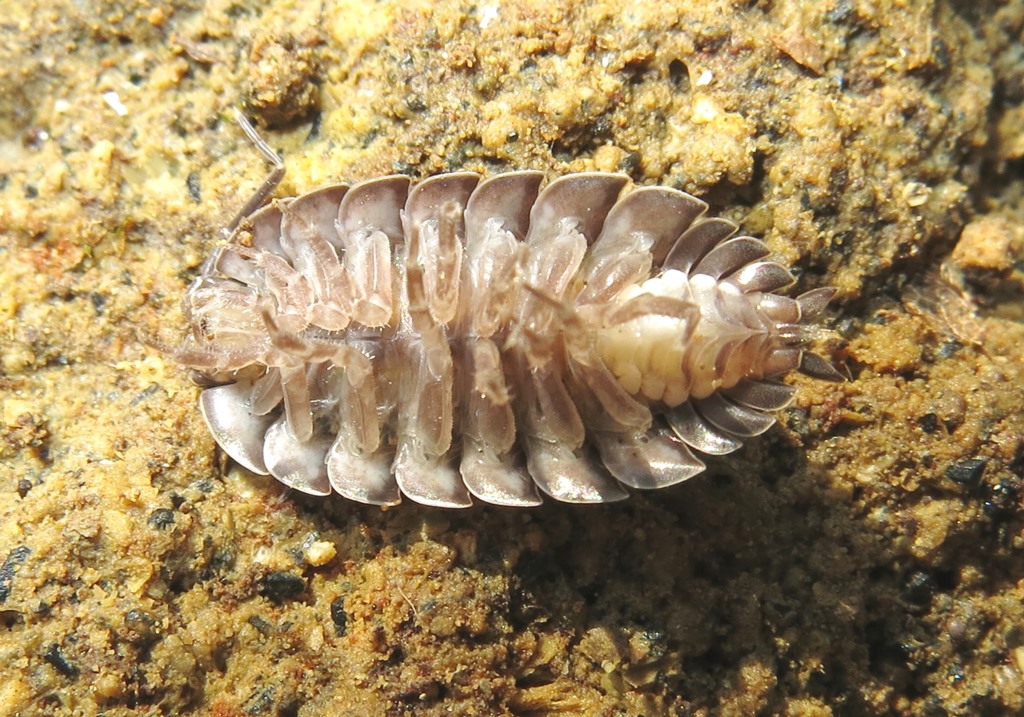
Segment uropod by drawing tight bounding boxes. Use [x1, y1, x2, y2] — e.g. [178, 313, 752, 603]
[176, 112, 844, 508]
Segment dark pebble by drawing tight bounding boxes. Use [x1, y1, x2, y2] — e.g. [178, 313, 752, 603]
[903, 570, 937, 605]
[945, 458, 986, 486]
[248, 614, 273, 636]
[0, 545, 31, 604]
[917, 413, 939, 434]
[186, 171, 202, 202]
[330, 596, 348, 635]
[260, 572, 305, 602]
[147, 508, 175, 529]
[984, 481, 1019, 519]
[124, 609, 160, 646]
[43, 643, 79, 679]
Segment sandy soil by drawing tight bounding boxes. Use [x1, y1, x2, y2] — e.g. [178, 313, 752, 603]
[1, 0, 1022, 715]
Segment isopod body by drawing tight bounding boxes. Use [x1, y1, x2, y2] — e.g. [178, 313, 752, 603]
[178, 170, 840, 507]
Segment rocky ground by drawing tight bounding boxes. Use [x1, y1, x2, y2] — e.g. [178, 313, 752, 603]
[1, 0, 1022, 715]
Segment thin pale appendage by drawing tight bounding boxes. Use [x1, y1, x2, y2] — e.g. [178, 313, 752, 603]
[221, 109, 287, 239]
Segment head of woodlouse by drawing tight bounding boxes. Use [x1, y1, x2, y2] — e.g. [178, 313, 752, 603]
[177, 171, 842, 508]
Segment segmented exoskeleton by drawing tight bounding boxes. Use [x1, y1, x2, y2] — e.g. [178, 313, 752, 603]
[177, 115, 842, 507]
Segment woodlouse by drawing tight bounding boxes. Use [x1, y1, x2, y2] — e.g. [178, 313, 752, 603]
[176, 115, 842, 507]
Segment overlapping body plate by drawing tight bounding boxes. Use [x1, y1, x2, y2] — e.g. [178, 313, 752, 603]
[179, 171, 840, 506]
